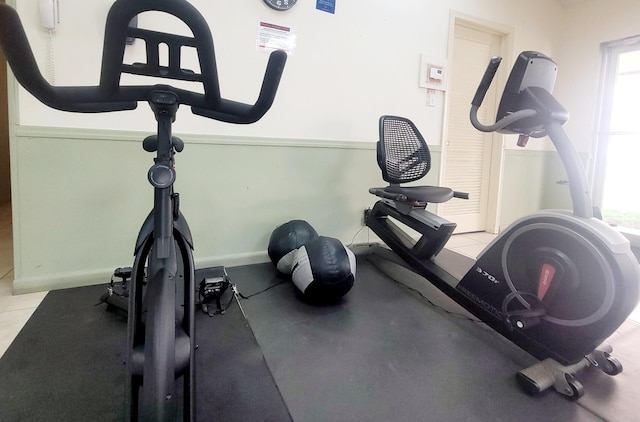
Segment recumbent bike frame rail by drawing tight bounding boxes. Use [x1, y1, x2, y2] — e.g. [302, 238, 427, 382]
[0, 0, 286, 420]
[366, 51, 640, 399]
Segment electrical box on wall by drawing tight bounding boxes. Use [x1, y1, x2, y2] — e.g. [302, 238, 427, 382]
[419, 54, 447, 91]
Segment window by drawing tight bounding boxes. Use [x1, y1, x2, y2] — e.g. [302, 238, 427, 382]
[593, 36, 640, 233]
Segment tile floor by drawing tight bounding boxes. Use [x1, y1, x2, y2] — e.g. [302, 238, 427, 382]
[0, 204, 637, 358]
[443, 230, 498, 259]
[0, 202, 47, 358]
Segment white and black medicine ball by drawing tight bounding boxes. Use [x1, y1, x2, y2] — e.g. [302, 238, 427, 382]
[268, 220, 319, 274]
[291, 236, 356, 302]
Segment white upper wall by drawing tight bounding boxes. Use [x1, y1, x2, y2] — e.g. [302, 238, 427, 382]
[554, 0, 640, 152]
[13, 0, 566, 143]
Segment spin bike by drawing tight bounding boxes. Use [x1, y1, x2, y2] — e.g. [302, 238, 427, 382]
[0, 0, 286, 420]
[366, 51, 640, 399]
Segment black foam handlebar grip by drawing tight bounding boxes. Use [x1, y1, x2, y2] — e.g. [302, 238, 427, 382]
[0, 4, 137, 112]
[471, 56, 502, 107]
[191, 50, 287, 124]
[0, 5, 53, 105]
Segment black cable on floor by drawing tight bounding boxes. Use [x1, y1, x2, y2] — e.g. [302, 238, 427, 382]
[237, 278, 289, 300]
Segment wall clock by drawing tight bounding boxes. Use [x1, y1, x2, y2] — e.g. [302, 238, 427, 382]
[263, 0, 298, 11]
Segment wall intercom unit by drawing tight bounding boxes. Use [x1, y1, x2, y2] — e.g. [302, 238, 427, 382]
[39, 0, 59, 30]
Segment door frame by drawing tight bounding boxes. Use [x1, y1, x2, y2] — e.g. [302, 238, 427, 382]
[440, 12, 513, 234]
[0, 0, 9, 204]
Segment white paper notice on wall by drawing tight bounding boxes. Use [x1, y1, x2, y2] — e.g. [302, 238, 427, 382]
[257, 21, 297, 54]
[419, 54, 447, 91]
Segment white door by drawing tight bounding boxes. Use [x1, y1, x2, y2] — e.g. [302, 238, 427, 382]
[440, 21, 505, 233]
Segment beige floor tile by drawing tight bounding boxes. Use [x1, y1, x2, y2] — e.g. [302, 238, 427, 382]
[450, 242, 488, 259]
[464, 231, 498, 244]
[1, 269, 14, 282]
[0, 290, 48, 313]
[0, 307, 37, 359]
[446, 234, 483, 249]
[0, 274, 12, 296]
[0, 258, 12, 279]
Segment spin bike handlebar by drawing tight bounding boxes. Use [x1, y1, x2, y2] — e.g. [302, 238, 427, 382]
[0, 0, 287, 124]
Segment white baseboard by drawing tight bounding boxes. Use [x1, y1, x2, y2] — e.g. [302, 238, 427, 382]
[12, 251, 272, 294]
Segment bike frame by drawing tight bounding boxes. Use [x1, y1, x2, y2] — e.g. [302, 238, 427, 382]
[0, 1, 287, 420]
[127, 92, 197, 421]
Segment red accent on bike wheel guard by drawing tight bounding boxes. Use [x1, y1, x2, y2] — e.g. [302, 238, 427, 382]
[538, 263, 556, 300]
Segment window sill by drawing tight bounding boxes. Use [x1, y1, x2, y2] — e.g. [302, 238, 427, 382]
[618, 227, 640, 248]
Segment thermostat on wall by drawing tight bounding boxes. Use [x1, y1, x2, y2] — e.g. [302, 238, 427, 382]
[419, 54, 447, 91]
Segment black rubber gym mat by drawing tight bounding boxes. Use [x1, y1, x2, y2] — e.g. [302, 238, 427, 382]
[230, 252, 619, 422]
[2, 254, 637, 422]
[0, 283, 291, 422]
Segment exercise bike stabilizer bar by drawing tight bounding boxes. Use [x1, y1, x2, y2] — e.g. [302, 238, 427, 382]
[0, 0, 287, 124]
[468, 52, 593, 219]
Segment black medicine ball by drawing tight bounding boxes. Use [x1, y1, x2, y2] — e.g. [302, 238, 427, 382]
[268, 220, 319, 274]
[291, 236, 356, 302]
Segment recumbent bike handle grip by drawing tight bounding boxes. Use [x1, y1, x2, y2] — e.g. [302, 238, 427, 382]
[0, 1, 287, 123]
[469, 56, 537, 133]
[471, 56, 502, 107]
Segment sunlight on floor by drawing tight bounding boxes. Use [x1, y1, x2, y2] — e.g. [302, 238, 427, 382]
[629, 304, 640, 323]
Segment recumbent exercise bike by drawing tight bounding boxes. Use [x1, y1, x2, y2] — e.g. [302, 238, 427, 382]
[366, 51, 640, 399]
[0, 0, 286, 420]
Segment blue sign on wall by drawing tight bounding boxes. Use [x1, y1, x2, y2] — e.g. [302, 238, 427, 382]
[316, 0, 336, 14]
